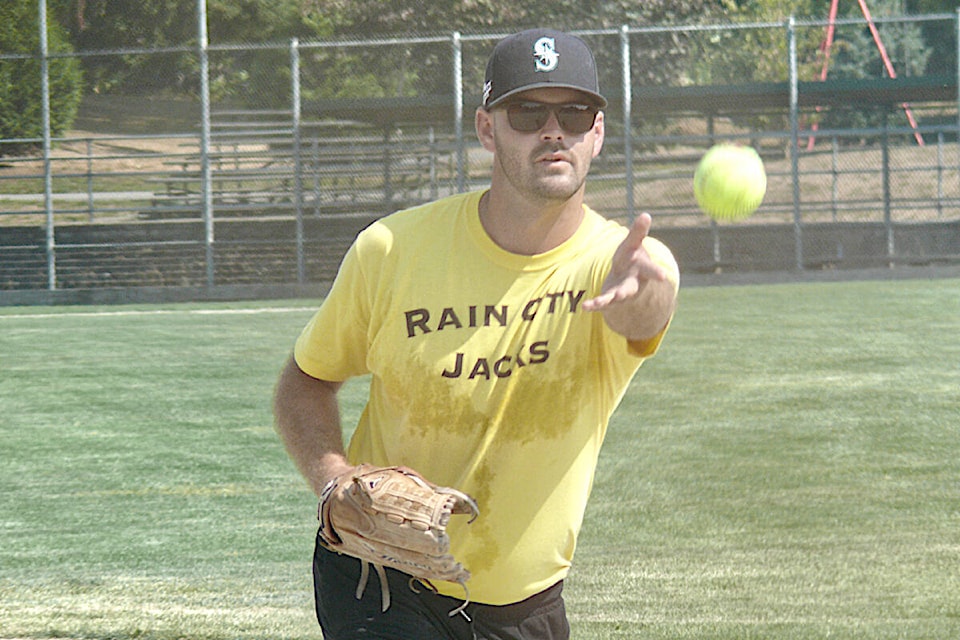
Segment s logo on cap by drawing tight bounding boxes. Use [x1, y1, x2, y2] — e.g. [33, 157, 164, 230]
[533, 37, 559, 72]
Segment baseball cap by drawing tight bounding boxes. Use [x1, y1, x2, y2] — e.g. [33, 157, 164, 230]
[482, 29, 607, 110]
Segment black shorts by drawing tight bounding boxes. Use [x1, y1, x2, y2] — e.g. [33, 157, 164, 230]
[313, 539, 570, 640]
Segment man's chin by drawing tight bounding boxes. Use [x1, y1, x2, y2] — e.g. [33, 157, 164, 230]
[530, 176, 584, 202]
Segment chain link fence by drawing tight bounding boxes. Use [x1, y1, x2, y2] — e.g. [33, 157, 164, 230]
[2, 8, 959, 297]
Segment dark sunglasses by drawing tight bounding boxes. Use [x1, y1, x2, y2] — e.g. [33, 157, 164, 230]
[503, 101, 599, 135]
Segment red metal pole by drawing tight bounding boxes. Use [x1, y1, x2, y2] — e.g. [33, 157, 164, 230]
[857, 0, 924, 145]
[809, 0, 924, 148]
[807, 0, 841, 149]
[819, 0, 841, 82]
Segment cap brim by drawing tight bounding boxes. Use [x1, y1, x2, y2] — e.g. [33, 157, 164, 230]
[485, 83, 608, 109]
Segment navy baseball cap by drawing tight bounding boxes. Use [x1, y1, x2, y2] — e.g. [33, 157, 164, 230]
[482, 29, 607, 109]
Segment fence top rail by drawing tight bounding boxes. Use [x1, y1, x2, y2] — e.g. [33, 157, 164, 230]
[6, 13, 955, 62]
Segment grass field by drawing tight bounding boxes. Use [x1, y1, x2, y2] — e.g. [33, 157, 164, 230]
[1, 278, 959, 639]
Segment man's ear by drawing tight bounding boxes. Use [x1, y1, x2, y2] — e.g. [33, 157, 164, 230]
[592, 110, 605, 158]
[475, 108, 497, 153]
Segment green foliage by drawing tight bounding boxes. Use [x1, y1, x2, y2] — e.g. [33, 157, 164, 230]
[204, 0, 337, 106]
[0, 0, 83, 155]
[828, 1, 930, 79]
[320, 0, 719, 35]
[66, 1, 194, 94]
[685, 0, 821, 87]
[906, 1, 960, 77]
[301, 0, 722, 102]
[6, 0, 955, 115]
[59, 0, 333, 98]
[676, 5, 822, 133]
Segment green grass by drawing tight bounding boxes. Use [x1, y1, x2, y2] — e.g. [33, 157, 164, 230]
[1, 280, 958, 639]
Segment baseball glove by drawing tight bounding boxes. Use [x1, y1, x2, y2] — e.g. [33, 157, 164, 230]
[318, 465, 479, 614]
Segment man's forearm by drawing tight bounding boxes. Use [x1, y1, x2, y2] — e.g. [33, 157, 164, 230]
[273, 357, 353, 497]
[602, 275, 678, 342]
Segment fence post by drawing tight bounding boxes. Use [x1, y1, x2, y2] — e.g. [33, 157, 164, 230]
[453, 32, 465, 193]
[382, 126, 393, 205]
[39, 0, 56, 290]
[197, 0, 215, 287]
[429, 126, 439, 201]
[936, 132, 944, 218]
[788, 16, 803, 271]
[620, 25, 634, 224]
[708, 113, 720, 267]
[291, 38, 305, 284]
[882, 114, 893, 263]
[86, 138, 95, 222]
[831, 137, 839, 221]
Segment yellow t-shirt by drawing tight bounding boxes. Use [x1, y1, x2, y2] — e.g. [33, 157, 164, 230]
[295, 190, 678, 605]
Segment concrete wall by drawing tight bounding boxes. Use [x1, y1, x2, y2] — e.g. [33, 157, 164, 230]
[1, 216, 958, 305]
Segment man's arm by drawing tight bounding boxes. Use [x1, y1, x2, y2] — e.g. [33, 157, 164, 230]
[273, 356, 354, 497]
[582, 212, 679, 341]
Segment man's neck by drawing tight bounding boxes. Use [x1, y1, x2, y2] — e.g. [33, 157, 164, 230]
[478, 188, 585, 256]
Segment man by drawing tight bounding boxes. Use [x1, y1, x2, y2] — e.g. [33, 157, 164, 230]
[273, 28, 679, 640]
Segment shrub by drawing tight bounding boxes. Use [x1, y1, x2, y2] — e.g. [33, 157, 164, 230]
[0, 0, 83, 156]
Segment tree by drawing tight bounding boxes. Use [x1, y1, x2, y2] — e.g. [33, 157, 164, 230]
[905, 0, 957, 76]
[53, 0, 333, 98]
[0, 0, 83, 155]
[685, 0, 822, 86]
[300, 0, 722, 101]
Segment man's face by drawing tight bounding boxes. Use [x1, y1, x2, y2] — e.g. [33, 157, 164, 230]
[478, 87, 605, 205]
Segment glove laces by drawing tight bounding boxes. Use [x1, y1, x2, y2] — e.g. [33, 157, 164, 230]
[354, 559, 472, 618]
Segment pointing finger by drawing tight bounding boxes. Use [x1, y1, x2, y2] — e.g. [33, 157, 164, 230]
[622, 212, 652, 251]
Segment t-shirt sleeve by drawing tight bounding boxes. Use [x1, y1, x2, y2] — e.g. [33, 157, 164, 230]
[293, 237, 375, 382]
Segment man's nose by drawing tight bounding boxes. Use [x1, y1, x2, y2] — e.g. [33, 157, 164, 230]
[539, 110, 564, 138]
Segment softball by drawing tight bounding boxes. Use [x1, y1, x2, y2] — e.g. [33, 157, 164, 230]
[693, 144, 767, 221]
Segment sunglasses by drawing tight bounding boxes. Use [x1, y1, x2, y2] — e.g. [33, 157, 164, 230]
[502, 101, 599, 135]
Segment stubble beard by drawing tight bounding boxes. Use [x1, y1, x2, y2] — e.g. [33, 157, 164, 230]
[494, 139, 589, 204]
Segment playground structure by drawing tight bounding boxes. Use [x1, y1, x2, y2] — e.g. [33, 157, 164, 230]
[809, 0, 924, 148]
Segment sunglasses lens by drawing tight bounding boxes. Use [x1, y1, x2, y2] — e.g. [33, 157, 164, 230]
[558, 105, 597, 134]
[506, 103, 549, 132]
[505, 103, 597, 134]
